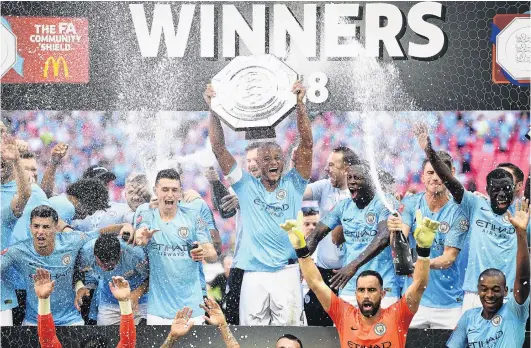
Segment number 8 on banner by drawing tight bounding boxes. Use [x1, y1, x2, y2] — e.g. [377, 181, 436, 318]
[306, 72, 329, 104]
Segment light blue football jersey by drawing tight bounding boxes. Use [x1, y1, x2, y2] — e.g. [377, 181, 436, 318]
[136, 205, 210, 319]
[49, 194, 76, 224]
[400, 193, 469, 308]
[229, 166, 308, 272]
[447, 296, 529, 348]
[321, 196, 399, 297]
[458, 191, 525, 294]
[1, 230, 99, 325]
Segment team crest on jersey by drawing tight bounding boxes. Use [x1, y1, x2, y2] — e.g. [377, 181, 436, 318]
[374, 323, 386, 336]
[276, 189, 287, 200]
[502, 214, 510, 224]
[62, 254, 72, 266]
[366, 212, 376, 225]
[178, 227, 190, 239]
[438, 222, 450, 234]
[491, 314, 502, 327]
[304, 294, 310, 304]
[459, 219, 470, 232]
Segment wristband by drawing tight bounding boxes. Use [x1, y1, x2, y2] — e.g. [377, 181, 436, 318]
[38, 297, 51, 315]
[75, 280, 85, 293]
[119, 300, 132, 315]
[416, 246, 431, 258]
[296, 246, 310, 259]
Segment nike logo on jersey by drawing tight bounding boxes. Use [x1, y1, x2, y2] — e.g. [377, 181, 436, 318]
[480, 207, 491, 211]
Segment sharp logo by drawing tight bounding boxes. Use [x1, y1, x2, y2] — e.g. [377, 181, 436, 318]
[43, 56, 69, 78]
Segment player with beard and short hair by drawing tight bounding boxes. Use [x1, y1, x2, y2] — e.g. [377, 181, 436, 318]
[281, 207, 438, 348]
[306, 164, 401, 308]
[134, 169, 217, 325]
[0, 205, 133, 326]
[206, 80, 312, 326]
[205, 142, 262, 325]
[447, 198, 530, 348]
[414, 122, 530, 312]
[301, 146, 359, 326]
[497, 162, 525, 198]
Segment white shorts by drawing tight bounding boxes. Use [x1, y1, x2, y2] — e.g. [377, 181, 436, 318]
[340, 295, 398, 309]
[147, 314, 204, 325]
[22, 319, 84, 326]
[0, 310, 12, 327]
[462, 291, 508, 314]
[240, 264, 303, 326]
[410, 305, 462, 329]
[97, 303, 147, 325]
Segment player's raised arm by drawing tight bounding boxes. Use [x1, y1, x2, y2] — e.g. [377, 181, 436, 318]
[507, 198, 530, 303]
[414, 123, 465, 203]
[2, 135, 31, 217]
[109, 276, 137, 348]
[282, 214, 332, 311]
[201, 298, 240, 348]
[205, 84, 236, 176]
[306, 222, 332, 255]
[403, 210, 439, 314]
[41, 143, 68, 198]
[34, 268, 62, 348]
[330, 220, 391, 290]
[291, 81, 313, 180]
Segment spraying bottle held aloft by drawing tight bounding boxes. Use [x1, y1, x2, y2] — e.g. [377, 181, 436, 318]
[209, 167, 237, 219]
[390, 212, 415, 276]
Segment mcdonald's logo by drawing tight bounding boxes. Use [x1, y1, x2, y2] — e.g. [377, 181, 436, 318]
[43, 56, 69, 78]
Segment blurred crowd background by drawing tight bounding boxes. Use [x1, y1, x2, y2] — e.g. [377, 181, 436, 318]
[2, 110, 529, 255]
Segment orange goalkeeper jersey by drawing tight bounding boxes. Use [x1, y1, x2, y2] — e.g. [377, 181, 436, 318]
[327, 293, 415, 348]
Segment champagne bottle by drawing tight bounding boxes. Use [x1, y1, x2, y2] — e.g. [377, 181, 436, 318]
[390, 214, 414, 276]
[211, 180, 237, 219]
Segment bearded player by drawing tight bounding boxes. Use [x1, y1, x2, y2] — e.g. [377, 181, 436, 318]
[282, 210, 438, 347]
[206, 81, 312, 325]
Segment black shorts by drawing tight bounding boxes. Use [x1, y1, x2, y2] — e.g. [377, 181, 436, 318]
[225, 267, 244, 325]
[304, 266, 338, 327]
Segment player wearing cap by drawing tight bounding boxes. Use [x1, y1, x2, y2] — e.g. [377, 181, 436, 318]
[282, 209, 439, 348]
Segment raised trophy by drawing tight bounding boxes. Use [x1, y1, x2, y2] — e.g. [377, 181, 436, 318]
[210, 54, 299, 140]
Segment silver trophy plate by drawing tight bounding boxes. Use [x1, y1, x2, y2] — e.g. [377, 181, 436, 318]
[211, 54, 298, 139]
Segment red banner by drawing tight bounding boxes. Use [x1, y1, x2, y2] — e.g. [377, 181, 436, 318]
[1, 17, 89, 83]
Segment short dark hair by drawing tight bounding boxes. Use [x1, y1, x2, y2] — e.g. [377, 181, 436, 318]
[94, 235, 121, 265]
[478, 268, 506, 287]
[277, 334, 303, 348]
[486, 168, 514, 188]
[20, 152, 35, 159]
[30, 205, 58, 224]
[66, 179, 110, 215]
[155, 169, 181, 185]
[497, 162, 524, 184]
[422, 151, 453, 171]
[244, 142, 262, 152]
[356, 270, 384, 288]
[258, 141, 282, 152]
[332, 147, 360, 167]
[302, 207, 319, 217]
